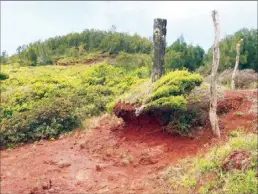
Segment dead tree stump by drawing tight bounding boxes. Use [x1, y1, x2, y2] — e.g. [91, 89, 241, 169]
[151, 18, 167, 82]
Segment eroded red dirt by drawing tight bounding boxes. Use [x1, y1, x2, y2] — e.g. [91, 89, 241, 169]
[1, 90, 257, 194]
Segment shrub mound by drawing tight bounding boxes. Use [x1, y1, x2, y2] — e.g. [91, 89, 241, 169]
[113, 70, 204, 135]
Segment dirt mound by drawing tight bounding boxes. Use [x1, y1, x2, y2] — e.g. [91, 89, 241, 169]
[114, 90, 253, 130]
[113, 102, 163, 126]
[113, 102, 141, 122]
[1, 90, 257, 194]
[222, 151, 251, 171]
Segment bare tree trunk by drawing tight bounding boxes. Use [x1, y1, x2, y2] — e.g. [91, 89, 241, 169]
[209, 10, 221, 137]
[151, 18, 167, 82]
[231, 39, 243, 90]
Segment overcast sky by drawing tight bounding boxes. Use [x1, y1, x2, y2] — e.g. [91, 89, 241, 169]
[1, 1, 257, 55]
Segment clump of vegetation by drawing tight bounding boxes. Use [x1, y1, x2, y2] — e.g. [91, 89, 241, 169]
[163, 133, 257, 194]
[144, 70, 203, 110]
[0, 97, 80, 148]
[165, 37, 205, 72]
[0, 72, 9, 80]
[111, 70, 203, 135]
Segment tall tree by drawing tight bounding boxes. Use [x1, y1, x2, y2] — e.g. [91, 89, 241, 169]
[204, 28, 257, 73]
[165, 37, 205, 72]
[209, 10, 221, 137]
[151, 18, 167, 82]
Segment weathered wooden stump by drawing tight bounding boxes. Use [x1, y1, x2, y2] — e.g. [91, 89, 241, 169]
[151, 18, 167, 82]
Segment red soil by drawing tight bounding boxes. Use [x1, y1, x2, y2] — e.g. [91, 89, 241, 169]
[1, 90, 257, 194]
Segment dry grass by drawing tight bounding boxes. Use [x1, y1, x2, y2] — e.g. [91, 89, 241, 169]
[205, 69, 258, 89]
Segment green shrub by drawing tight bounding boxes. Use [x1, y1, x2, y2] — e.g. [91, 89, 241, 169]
[165, 109, 197, 135]
[144, 70, 203, 110]
[145, 95, 187, 110]
[0, 97, 80, 147]
[0, 72, 9, 80]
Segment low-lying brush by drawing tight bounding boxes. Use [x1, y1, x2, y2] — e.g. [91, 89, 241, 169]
[205, 69, 258, 89]
[0, 62, 149, 148]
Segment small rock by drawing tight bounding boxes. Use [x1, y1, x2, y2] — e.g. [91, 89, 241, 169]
[79, 140, 88, 149]
[42, 179, 52, 190]
[96, 165, 102, 172]
[42, 183, 49, 190]
[58, 162, 71, 168]
[139, 156, 158, 165]
[107, 175, 114, 181]
[47, 188, 56, 194]
[29, 186, 39, 194]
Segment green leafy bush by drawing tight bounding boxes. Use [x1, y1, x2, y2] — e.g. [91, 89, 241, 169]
[0, 98, 80, 147]
[144, 70, 203, 110]
[0, 72, 9, 80]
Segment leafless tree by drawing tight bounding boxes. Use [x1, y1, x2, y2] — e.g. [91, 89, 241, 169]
[209, 10, 221, 137]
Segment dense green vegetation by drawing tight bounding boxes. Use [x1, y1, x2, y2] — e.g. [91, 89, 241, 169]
[143, 70, 203, 109]
[200, 28, 258, 75]
[0, 62, 149, 148]
[9, 29, 152, 66]
[165, 36, 205, 71]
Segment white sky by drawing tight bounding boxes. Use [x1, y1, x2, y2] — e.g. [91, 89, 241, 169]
[1, 1, 257, 55]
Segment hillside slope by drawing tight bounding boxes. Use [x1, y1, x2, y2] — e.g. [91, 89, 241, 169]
[1, 90, 257, 194]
